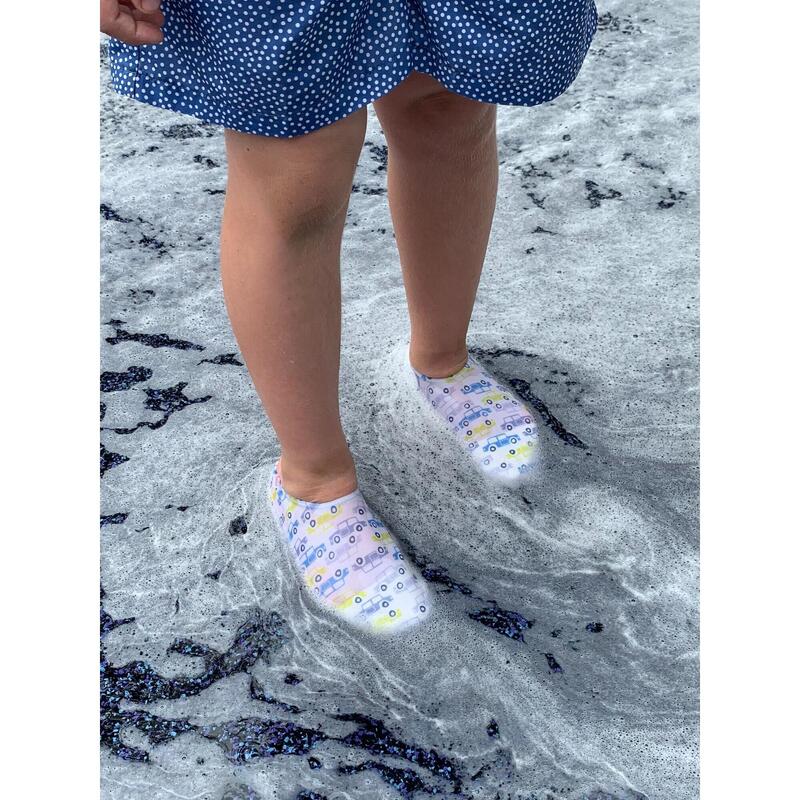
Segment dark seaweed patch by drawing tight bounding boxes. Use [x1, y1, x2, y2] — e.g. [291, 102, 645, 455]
[543, 653, 564, 674]
[351, 182, 386, 196]
[128, 288, 156, 300]
[404, 546, 473, 597]
[102, 708, 196, 761]
[515, 161, 552, 210]
[119, 146, 160, 159]
[470, 764, 489, 781]
[658, 187, 687, 209]
[339, 761, 439, 798]
[296, 791, 328, 800]
[332, 713, 460, 790]
[99, 596, 487, 786]
[101, 513, 128, 527]
[420, 565, 474, 596]
[194, 154, 221, 168]
[101, 606, 288, 761]
[366, 140, 388, 172]
[162, 123, 215, 139]
[104, 609, 285, 704]
[199, 353, 244, 366]
[468, 607, 533, 642]
[200, 718, 326, 763]
[621, 151, 665, 173]
[105, 326, 205, 351]
[103, 383, 212, 434]
[101, 366, 153, 392]
[249, 675, 302, 715]
[586, 622, 604, 633]
[100, 203, 132, 223]
[229, 515, 249, 536]
[138, 233, 170, 256]
[100, 443, 129, 476]
[585, 179, 622, 208]
[100, 608, 135, 636]
[595, 12, 644, 35]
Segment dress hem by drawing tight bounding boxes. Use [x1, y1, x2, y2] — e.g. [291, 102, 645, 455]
[109, 54, 593, 139]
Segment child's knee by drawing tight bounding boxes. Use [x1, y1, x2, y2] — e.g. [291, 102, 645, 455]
[381, 88, 496, 153]
[224, 120, 365, 240]
[273, 191, 350, 241]
[237, 184, 350, 243]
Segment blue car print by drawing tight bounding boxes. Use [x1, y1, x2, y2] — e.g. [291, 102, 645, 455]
[318, 568, 348, 598]
[502, 412, 532, 430]
[460, 407, 492, 427]
[357, 593, 393, 617]
[482, 433, 520, 452]
[354, 546, 388, 573]
[332, 516, 364, 538]
[462, 379, 490, 395]
[301, 542, 326, 569]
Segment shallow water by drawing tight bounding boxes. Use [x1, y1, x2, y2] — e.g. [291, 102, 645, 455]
[100, 2, 698, 798]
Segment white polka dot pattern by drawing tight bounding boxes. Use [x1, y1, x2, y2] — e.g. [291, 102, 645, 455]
[108, 0, 598, 138]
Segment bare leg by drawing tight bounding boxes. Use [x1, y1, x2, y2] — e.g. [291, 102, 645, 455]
[220, 110, 367, 501]
[373, 72, 498, 378]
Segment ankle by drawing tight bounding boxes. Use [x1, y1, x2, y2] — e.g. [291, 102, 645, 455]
[409, 343, 469, 378]
[278, 451, 358, 503]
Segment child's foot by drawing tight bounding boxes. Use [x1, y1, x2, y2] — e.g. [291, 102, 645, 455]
[268, 462, 431, 633]
[411, 353, 540, 484]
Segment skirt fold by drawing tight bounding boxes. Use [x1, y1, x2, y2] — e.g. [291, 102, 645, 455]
[109, 0, 598, 138]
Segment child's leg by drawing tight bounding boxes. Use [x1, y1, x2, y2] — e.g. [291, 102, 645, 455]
[373, 72, 498, 378]
[220, 110, 367, 502]
[222, 110, 430, 629]
[375, 74, 540, 484]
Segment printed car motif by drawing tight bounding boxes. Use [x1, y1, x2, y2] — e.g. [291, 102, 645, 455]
[502, 412, 532, 430]
[482, 432, 521, 452]
[353, 546, 389, 574]
[461, 379, 490, 395]
[316, 568, 349, 599]
[300, 541, 326, 569]
[357, 592, 394, 617]
[330, 537, 359, 562]
[459, 406, 492, 427]
[333, 516, 366, 536]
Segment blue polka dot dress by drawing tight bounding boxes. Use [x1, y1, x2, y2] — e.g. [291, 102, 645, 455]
[108, 1, 598, 138]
